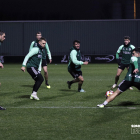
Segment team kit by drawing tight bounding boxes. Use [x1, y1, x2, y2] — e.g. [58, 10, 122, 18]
[0, 30, 140, 110]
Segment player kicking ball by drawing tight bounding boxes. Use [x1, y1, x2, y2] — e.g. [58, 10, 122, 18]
[21, 37, 47, 100]
[112, 36, 135, 90]
[67, 40, 88, 92]
[97, 48, 140, 108]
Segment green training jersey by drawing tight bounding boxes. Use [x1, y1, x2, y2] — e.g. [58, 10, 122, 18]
[22, 46, 44, 71]
[68, 46, 83, 72]
[116, 44, 135, 64]
[29, 40, 52, 60]
[124, 56, 140, 83]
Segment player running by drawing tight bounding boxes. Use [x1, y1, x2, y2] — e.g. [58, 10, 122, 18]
[0, 30, 6, 110]
[97, 48, 140, 108]
[29, 32, 52, 89]
[112, 36, 135, 90]
[67, 40, 88, 92]
[21, 37, 47, 100]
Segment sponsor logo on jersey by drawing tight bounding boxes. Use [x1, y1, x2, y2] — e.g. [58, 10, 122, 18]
[123, 51, 131, 54]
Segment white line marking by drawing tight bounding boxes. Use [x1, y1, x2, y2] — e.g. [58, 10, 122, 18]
[5, 106, 139, 109]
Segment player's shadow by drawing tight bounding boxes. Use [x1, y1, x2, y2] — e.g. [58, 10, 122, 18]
[21, 85, 33, 88]
[84, 92, 106, 100]
[59, 89, 77, 92]
[18, 95, 30, 98]
[107, 101, 140, 107]
[117, 101, 140, 106]
[41, 92, 76, 101]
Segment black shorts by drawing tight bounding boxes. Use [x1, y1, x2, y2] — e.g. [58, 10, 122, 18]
[118, 80, 140, 92]
[42, 59, 47, 67]
[27, 67, 43, 81]
[118, 63, 129, 70]
[68, 70, 82, 79]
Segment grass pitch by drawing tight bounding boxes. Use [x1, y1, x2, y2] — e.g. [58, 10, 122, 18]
[0, 64, 140, 140]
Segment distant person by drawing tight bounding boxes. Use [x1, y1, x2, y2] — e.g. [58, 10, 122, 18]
[29, 32, 52, 89]
[112, 36, 135, 90]
[21, 37, 47, 100]
[67, 40, 88, 92]
[0, 30, 6, 110]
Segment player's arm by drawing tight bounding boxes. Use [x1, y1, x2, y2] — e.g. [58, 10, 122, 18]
[70, 50, 88, 65]
[29, 41, 35, 52]
[116, 45, 123, 65]
[45, 43, 52, 63]
[131, 45, 135, 50]
[21, 48, 39, 72]
[131, 56, 139, 73]
[0, 61, 3, 68]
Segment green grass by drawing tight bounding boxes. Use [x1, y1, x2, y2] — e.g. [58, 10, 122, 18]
[0, 64, 140, 140]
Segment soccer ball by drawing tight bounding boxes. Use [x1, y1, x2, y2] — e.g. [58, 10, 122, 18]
[105, 90, 114, 98]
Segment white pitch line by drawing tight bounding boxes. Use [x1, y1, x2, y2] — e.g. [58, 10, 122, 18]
[5, 106, 139, 109]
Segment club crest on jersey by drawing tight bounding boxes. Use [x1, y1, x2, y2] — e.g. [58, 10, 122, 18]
[35, 43, 37, 46]
[38, 55, 42, 58]
[129, 48, 131, 51]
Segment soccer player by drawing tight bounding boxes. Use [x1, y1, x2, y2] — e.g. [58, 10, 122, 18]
[97, 48, 140, 108]
[112, 36, 135, 89]
[0, 30, 6, 110]
[21, 37, 47, 100]
[29, 32, 52, 89]
[67, 40, 88, 92]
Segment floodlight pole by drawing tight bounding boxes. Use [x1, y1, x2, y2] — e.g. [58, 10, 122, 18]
[134, 0, 136, 19]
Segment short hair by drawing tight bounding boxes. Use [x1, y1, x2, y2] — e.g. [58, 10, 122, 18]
[73, 40, 80, 45]
[39, 37, 46, 42]
[0, 30, 5, 36]
[36, 31, 42, 35]
[133, 48, 140, 53]
[124, 36, 130, 40]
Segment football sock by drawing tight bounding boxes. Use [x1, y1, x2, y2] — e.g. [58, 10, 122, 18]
[46, 80, 49, 85]
[78, 81, 83, 91]
[33, 74, 44, 92]
[115, 76, 119, 84]
[78, 88, 81, 91]
[103, 101, 108, 105]
[69, 81, 74, 85]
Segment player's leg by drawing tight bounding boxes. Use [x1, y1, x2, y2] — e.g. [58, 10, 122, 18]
[27, 67, 44, 100]
[78, 75, 85, 92]
[67, 78, 79, 89]
[98, 80, 131, 108]
[67, 70, 80, 89]
[133, 82, 140, 90]
[126, 66, 133, 90]
[42, 59, 50, 89]
[112, 67, 123, 89]
[43, 66, 51, 89]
